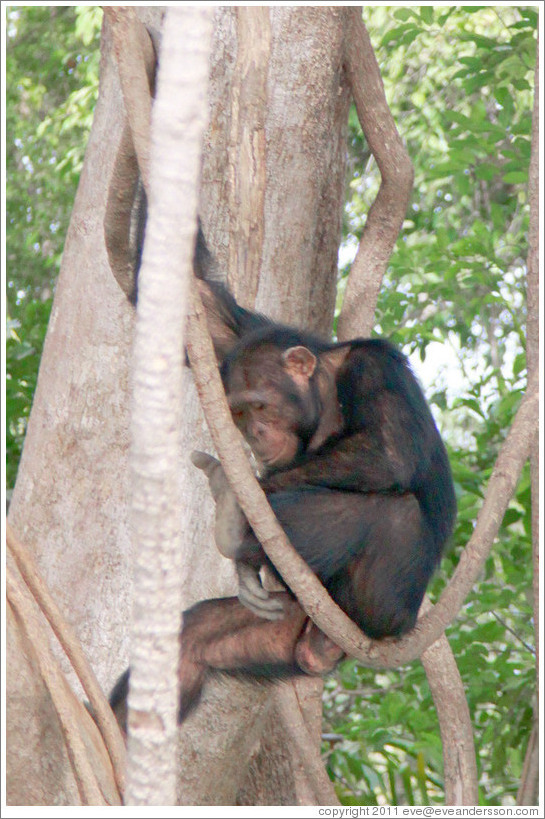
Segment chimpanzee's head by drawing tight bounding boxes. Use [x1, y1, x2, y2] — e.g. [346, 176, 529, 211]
[196, 278, 348, 469]
[221, 335, 321, 469]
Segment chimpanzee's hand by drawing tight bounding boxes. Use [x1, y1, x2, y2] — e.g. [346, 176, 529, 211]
[236, 562, 286, 621]
[191, 451, 246, 559]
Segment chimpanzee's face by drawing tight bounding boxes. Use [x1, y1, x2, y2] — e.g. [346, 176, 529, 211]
[223, 344, 318, 469]
[227, 388, 301, 467]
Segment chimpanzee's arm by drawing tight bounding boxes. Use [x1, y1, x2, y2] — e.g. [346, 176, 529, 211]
[191, 451, 247, 559]
[262, 391, 433, 494]
[191, 451, 285, 620]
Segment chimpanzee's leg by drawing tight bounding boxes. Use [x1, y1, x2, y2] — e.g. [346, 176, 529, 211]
[237, 488, 437, 639]
[179, 594, 308, 720]
[294, 620, 345, 675]
[110, 491, 435, 731]
[108, 596, 308, 731]
[325, 493, 437, 638]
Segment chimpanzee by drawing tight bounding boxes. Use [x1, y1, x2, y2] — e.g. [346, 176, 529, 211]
[109, 229, 457, 728]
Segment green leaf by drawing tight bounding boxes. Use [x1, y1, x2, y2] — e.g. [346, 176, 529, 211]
[419, 6, 434, 25]
[518, 8, 538, 27]
[381, 24, 419, 47]
[502, 171, 528, 184]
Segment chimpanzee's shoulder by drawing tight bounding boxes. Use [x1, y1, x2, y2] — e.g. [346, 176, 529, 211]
[337, 338, 408, 367]
[334, 338, 422, 400]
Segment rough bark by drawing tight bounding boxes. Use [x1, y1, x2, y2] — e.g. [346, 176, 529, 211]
[6, 603, 81, 806]
[226, 6, 270, 306]
[178, 7, 351, 804]
[6, 566, 119, 805]
[7, 12, 138, 805]
[7, 523, 125, 797]
[254, 6, 350, 334]
[7, 4, 351, 807]
[419, 600, 478, 805]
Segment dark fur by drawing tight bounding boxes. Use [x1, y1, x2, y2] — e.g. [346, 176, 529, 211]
[109, 228, 457, 728]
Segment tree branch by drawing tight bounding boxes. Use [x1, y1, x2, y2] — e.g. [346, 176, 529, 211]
[334, 16, 480, 803]
[6, 565, 111, 805]
[102, 8, 156, 303]
[103, 6, 156, 192]
[413, 371, 538, 654]
[124, 6, 214, 806]
[517, 722, 539, 807]
[188, 275, 539, 668]
[419, 599, 478, 805]
[6, 523, 126, 798]
[275, 684, 340, 805]
[103, 120, 140, 303]
[337, 9, 414, 340]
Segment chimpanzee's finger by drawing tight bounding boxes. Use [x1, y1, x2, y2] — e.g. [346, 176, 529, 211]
[238, 589, 286, 621]
[237, 563, 286, 621]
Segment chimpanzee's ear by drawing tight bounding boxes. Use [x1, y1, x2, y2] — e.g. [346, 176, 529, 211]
[282, 346, 317, 383]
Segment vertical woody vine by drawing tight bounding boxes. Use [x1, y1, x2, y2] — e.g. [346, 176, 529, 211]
[6, 6, 539, 807]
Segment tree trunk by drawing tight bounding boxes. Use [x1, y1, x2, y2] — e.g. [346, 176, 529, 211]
[7, 11, 138, 805]
[179, 6, 350, 805]
[7, 6, 350, 806]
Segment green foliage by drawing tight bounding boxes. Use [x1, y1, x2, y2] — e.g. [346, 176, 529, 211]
[324, 659, 444, 805]
[328, 5, 537, 806]
[6, 299, 52, 490]
[5, 4, 538, 808]
[6, 5, 102, 489]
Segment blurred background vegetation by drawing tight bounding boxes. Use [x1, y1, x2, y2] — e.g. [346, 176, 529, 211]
[5, 5, 538, 807]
